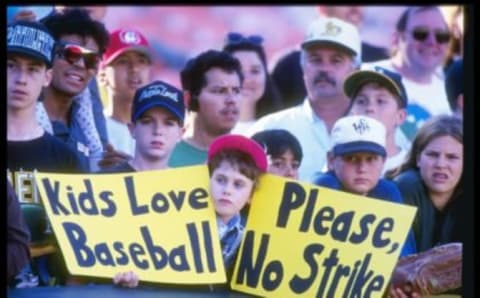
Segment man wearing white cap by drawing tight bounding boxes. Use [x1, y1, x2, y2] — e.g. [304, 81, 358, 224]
[248, 17, 361, 181]
[312, 115, 416, 256]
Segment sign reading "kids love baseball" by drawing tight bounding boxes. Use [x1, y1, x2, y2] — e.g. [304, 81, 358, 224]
[34, 165, 226, 284]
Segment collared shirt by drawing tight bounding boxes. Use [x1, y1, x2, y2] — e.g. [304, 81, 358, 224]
[49, 101, 91, 172]
[247, 99, 331, 181]
[217, 214, 244, 270]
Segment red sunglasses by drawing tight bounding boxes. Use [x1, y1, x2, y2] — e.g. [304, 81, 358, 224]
[55, 43, 101, 69]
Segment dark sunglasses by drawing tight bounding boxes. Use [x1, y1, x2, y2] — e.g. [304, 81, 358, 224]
[55, 42, 101, 69]
[410, 28, 451, 44]
[225, 32, 264, 46]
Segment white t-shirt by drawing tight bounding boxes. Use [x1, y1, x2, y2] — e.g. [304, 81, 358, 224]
[105, 117, 135, 156]
[383, 147, 408, 176]
[231, 120, 256, 136]
[247, 99, 331, 182]
[363, 60, 452, 141]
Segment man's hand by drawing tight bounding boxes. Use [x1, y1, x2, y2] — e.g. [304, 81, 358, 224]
[98, 143, 132, 169]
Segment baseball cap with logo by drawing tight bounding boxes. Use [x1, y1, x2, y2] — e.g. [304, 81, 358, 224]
[301, 17, 361, 65]
[344, 66, 408, 108]
[131, 80, 185, 124]
[7, 21, 56, 68]
[330, 115, 386, 157]
[208, 134, 268, 172]
[102, 28, 152, 67]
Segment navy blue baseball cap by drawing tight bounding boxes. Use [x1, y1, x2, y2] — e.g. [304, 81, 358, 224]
[7, 21, 56, 68]
[131, 80, 185, 124]
[344, 66, 408, 109]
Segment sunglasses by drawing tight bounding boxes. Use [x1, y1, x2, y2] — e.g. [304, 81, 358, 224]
[55, 42, 101, 69]
[225, 32, 264, 46]
[410, 28, 451, 44]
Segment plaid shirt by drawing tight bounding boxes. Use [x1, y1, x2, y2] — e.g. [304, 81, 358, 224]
[217, 215, 244, 270]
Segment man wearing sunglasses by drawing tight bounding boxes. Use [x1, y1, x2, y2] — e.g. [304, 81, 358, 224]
[35, 8, 109, 173]
[363, 6, 453, 144]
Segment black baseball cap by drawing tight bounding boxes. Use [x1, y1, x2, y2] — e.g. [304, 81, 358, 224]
[344, 66, 408, 109]
[7, 20, 56, 68]
[131, 80, 185, 124]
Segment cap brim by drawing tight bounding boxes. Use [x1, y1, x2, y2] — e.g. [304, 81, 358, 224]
[301, 40, 356, 57]
[208, 135, 268, 172]
[333, 141, 386, 157]
[102, 46, 152, 67]
[133, 101, 184, 124]
[344, 70, 401, 99]
[8, 47, 51, 67]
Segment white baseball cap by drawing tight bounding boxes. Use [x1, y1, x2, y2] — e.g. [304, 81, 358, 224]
[330, 115, 386, 157]
[301, 17, 361, 65]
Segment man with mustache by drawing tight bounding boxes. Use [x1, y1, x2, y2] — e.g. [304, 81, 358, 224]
[168, 50, 244, 167]
[248, 17, 361, 181]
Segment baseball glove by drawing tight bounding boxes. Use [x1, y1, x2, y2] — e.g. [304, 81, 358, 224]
[390, 242, 462, 296]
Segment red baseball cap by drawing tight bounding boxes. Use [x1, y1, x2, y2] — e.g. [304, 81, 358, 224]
[102, 29, 152, 67]
[208, 134, 268, 172]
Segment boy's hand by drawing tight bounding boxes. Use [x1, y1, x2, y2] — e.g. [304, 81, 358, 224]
[113, 271, 139, 288]
[98, 143, 132, 169]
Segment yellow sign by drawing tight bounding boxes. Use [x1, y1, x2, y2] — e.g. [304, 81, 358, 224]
[34, 165, 226, 284]
[231, 174, 417, 297]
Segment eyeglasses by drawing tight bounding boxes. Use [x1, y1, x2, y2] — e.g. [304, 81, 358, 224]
[55, 42, 101, 69]
[409, 28, 451, 44]
[225, 32, 264, 46]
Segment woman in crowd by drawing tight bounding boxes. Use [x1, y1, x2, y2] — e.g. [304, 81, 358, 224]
[387, 115, 463, 253]
[222, 32, 283, 134]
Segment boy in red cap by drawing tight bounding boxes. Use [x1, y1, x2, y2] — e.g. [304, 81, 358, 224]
[207, 134, 267, 276]
[97, 28, 154, 169]
[114, 134, 267, 288]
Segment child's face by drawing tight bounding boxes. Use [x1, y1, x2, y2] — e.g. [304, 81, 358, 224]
[349, 82, 406, 134]
[7, 55, 51, 111]
[102, 51, 151, 102]
[210, 160, 255, 223]
[129, 107, 183, 161]
[329, 152, 385, 195]
[267, 149, 300, 179]
[416, 135, 463, 197]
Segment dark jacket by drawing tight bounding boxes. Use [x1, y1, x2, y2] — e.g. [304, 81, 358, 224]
[7, 180, 31, 281]
[393, 169, 462, 253]
[312, 171, 417, 257]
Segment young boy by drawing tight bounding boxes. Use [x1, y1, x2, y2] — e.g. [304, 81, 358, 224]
[251, 129, 303, 180]
[7, 20, 84, 287]
[207, 134, 267, 274]
[97, 28, 153, 168]
[312, 115, 416, 257]
[99, 79, 185, 173]
[100, 80, 184, 287]
[344, 66, 409, 175]
[114, 134, 267, 288]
